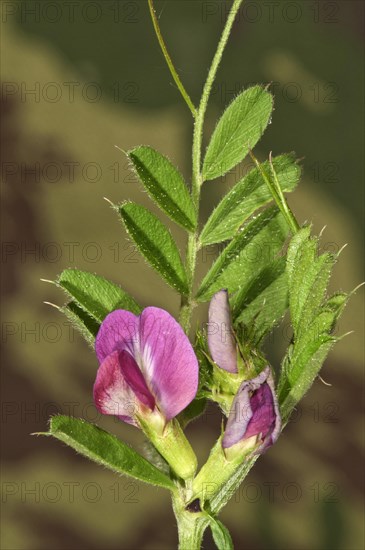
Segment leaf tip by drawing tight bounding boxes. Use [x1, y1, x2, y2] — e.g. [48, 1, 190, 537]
[40, 278, 55, 285]
[317, 374, 332, 387]
[114, 145, 128, 156]
[336, 243, 348, 258]
[103, 196, 118, 210]
[43, 301, 60, 311]
[352, 281, 365, 294]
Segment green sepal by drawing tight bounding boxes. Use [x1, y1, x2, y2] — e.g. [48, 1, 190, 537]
[192, 436, 252, 506]
[209, 365, 241, 416]
[138, 417, 198, 481]
[194, 329, 265, 415]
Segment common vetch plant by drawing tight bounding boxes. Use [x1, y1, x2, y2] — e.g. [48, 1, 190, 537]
[39, 1, 353, 548]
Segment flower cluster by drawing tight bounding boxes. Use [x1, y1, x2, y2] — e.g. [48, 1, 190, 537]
[208, 289, 281, 454]
[93, 290, 281, 474]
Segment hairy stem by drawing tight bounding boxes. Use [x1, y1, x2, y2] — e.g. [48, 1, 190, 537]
[180, 0, 245, 334]
[148, 0, 197, 117]
[172, 492, 210, 550]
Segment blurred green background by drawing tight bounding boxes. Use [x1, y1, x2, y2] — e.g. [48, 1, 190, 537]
[1, 1, 364, 549]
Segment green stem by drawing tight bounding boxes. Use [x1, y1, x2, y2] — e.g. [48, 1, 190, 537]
[269, 152, 300, 233]
[148, 0, 197, 117]
[173, 495, 210, 550]
[179, 0, 245, 334]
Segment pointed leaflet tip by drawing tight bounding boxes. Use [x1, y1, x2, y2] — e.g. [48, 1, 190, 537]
[114, 145, 128, 155]
[352, 281, 365, 294]
[319, 225, 327, 238]
[103, 196, 115, 208]
[338, 330, 354, 340]
[317, 374, 332, 387]
[43, 301, 60, 310]
[40, 278, 55, 285]
[336, 243, 348, 257]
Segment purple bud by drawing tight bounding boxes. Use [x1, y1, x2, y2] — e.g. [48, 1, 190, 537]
[208, 290, 238, 373]
[222, 366, 281, 453]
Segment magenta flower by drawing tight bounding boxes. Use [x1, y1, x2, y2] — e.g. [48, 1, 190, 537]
[208, 289, 238, 373]
[93, 307, 199, 427]
[223, 366, 281, 453]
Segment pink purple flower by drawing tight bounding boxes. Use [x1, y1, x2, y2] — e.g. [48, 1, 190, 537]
[93, 307, 199, 427]
[223, 366, 281, 453]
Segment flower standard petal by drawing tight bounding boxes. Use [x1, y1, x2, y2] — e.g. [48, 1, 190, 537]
[222, 366, 281, 452]
[208, 290, 237, 373]
[139, 307, 199, 420]
[95, 310, 140, 363]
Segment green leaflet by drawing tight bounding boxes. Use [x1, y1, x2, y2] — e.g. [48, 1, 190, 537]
[201, 154, 301, 245]
[279, 228, 349, 418]
[279, 336, 335, 421]
[128, 146, 196, 231]
[119, 202, 188, 295]
[41, 416, 175, 491]
[61, 301, 100, 344]
[289, 310, 339, 372]
[202, 86, 273, 180]
[231, 256, 288, 344]
[58, 269, 141, 321]
[196, 206, 289, 302]
[208, 516, 233, 550]
[295, 253, 334, 335]
[287, 234, 335, 336]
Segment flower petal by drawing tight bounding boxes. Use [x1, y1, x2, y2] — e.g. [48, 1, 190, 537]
[119, 350, 155, 411]
[93, 350, 138, 425]
[139, 307, 198, 420]
[244, 382, 275, 440]
[208, 290, 237, 373]
[222, 366, 281, 451]
[95, 310, 139, 363]
[222, 381, 253, 449]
